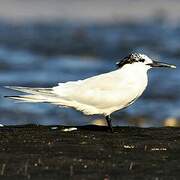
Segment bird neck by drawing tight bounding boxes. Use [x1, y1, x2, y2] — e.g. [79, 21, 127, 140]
[118, 63, 149, 91]
[120, 63, 150, 74]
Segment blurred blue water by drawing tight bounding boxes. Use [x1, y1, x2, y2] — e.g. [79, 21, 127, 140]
[0, 21, 180, 127]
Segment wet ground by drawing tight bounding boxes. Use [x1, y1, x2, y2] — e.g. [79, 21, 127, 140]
[0, 125, 179, 180]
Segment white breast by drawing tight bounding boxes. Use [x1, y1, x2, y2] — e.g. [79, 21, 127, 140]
[100, 64, 148, 115]
[53, 63, 149, 116]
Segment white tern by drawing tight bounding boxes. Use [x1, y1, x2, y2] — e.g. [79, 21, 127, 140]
[5, 53, 176, 132]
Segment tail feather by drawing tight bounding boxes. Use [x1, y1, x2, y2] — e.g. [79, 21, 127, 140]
[5, 86, 53, 95]
[4, 86, 57, 103]
[4, 94, 49, 103]
[4, 86, 98, 114]
[4, 86, 70, 107]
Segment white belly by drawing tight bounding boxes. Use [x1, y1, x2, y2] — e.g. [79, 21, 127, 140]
[97, 68, 148, 115]
[53, 64, 149, 116]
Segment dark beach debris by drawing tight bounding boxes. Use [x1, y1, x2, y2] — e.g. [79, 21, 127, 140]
[0, 125, 180, 179]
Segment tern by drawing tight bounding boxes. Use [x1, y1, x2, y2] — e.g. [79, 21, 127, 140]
[5, 53, 176, 132]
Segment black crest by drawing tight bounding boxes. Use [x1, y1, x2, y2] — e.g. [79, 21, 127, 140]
[116, 53, 145, 68]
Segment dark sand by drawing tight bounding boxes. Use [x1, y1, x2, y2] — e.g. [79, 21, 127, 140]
[0, 125, 179, 179]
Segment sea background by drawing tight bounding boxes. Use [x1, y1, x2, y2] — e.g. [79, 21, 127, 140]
[0, 0, 180, 127]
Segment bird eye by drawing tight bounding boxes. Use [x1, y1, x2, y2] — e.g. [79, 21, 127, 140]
[139, 59, 145, 62]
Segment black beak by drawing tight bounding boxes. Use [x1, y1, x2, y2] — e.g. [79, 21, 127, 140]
[147, 60, 176, 68]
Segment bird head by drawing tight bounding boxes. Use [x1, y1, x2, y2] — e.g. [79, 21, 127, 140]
[116, 53, 176, 69]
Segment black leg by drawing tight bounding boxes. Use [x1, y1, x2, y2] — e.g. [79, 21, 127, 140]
[105, 115, 113, 133]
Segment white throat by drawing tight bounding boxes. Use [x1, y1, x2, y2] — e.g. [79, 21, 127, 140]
[120, 62, 151, 74]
